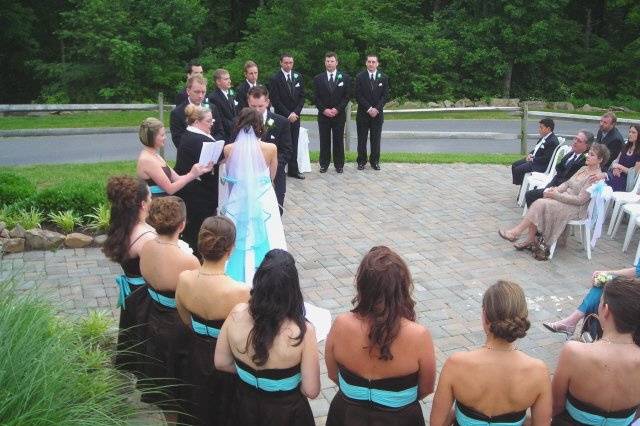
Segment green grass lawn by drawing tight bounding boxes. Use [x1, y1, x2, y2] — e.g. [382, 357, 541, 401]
[1, 153, 519, 190]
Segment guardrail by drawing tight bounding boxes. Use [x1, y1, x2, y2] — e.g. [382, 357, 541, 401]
[1, 94, 635, 155]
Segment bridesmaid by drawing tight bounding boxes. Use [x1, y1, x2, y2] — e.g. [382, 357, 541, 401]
[136, 117, 212, 197]
[139, 196, 200, 424]
[175, 216, 250, 425]
[102, 175, 156, 377]
[215, 249, 320, 426]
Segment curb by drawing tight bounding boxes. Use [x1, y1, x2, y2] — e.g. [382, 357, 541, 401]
[0, 127, 138, 137]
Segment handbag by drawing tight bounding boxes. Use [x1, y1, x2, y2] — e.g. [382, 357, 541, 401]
[531, 235, 550, 261]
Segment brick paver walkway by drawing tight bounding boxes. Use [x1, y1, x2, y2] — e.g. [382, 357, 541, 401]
[1, 163, 633, 425]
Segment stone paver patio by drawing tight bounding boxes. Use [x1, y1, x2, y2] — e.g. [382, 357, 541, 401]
[1, 163, 633, 425]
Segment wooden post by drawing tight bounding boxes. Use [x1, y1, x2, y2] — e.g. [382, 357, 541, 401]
[344, 101, 352, 152]
[158, 92, 165, 158]
[520, 103, 528, 156]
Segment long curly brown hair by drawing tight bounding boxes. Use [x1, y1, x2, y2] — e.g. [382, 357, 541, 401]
[351, 246, 416, 361]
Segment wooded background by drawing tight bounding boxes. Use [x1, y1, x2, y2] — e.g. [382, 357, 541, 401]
[2, 0, 638, 107]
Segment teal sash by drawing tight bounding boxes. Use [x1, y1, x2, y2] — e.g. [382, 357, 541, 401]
[338, 372, 418, 409]
[454, 404, 526, 426]
[147, 287, 176, 308]
[191, 317, 220, 338]
[115, 275, 146, 309]
[236, 363, 301, 392]
[148, 185, 166, 195]
[566, 399, 636, 426]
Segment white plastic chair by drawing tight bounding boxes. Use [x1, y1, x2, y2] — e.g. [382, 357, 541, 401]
[516, 139, 566, 207]
[620, 203, 640, 251]
[632, 216, 640, 266]
[521, 145, 573, 215]
[606, 174, 640, 236]
[549, 196, 596, 260]
[611, 202, 640, 243]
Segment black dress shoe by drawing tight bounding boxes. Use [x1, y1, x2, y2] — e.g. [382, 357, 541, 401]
[357, 164, 365, 170]
[319, 167, 328, 173]
[289, 172, 305, 179]
[336, 167, 343, 174]
[371, 163, 380, 170]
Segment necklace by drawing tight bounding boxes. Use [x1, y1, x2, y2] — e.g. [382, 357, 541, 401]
[600, 338, 635, 345]
[483, 344, 517, 352]
[198, 270, 226, 277]
[155, 238, 179, 248]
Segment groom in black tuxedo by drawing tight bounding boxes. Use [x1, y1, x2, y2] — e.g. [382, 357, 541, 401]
[355, 54, 389, 170]
[246, 85, 292, 215]
[268, 53, 305, 180]
[511, 118, 559, 185]
[313, 51, 351, 173]
[208, 68, 237, 142]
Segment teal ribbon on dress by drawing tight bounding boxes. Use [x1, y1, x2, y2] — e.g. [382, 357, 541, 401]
[565, 399, 635, 426]
[115, 275, 146, 309]
[236, 363, 301, 392]
[148, 185, 166, 195]
[147, 287, 176, 308]
[454, 404, 526, 426]
[191, 317, 220, 338]
[338, 372, 418, 409]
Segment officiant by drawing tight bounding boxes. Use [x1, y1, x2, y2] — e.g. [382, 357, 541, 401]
[175, 104, 225, 257]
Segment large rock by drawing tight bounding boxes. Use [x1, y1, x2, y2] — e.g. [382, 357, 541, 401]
[427, 101, 442, 108]
[94, 234, 107, 246]
[490, 98, 520, 107]
[455, 98, 474, 107]
[0, 229, 8, 239]
[474, 100, 488, 107]
[443, 100, 454, 108]
[550, 101, 575, 111]
[9, 224, 25, 239]
[2, 238, 25, 253]
[609, 105, 632, 112]
[0, 221, 5, 234]
[523, 101, 547, 110]
[25, 229, 65, 250]
[65, 232, 93, 248]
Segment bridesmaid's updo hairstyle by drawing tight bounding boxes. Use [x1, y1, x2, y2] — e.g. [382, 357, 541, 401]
[185, 104, 209, 125]
[233, 107, 265, 139]
[352, 246, 416, 361]
[103, 176, 150, 264]
[138, 117, 164, 147]
[198, 216, 236, 261]
[482, 280, 530, 343]
[146, 196, 186, 236]
[601, 277, 640, 346]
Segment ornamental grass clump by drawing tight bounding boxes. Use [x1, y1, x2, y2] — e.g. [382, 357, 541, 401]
[48, 209, 83, 233]
[0, 278, 137, 425]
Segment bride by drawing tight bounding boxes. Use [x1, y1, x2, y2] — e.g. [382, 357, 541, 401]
[219, 108, 287, 284]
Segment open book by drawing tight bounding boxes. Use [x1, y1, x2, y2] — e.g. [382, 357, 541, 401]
[199, 140, 225, 165]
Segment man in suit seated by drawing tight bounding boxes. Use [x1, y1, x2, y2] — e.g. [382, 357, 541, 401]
[596, 111, 624, 170]
[208, 69, 237, 142]
[511, 118, 560, 186]
[524, 130, 594, 207]
[174, 60, 203, 106]
[235, 60, 259, 112]
[246, 85, 292, 215]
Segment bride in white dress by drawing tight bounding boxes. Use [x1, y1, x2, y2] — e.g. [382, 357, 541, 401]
[219, 108, 287, 284]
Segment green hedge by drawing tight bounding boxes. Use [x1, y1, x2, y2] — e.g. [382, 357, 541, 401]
[0, 172, 36, 206]
[34, 182, 106, 217]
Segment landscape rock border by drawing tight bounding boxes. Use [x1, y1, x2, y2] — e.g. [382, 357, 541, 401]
[0, 222, 105, 255]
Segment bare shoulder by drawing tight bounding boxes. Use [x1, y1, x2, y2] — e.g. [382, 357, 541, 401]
[229, 302, 249, 318]
[518, 351, 550, 377]
[332, 312, 358, 331]
[401, 318, 431, 338]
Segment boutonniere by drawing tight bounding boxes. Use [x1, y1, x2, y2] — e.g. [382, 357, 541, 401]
[376, 72, 381, 79]
[228, 88, 235, 97]
[337, 73, 343, 80]
[265, 118, 275, 130]
[293, 73, 299, 80]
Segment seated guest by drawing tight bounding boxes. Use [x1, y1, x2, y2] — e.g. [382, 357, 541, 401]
[175, 104, 223, 255]
[512, 118, 560, 186]
[103, 176, 156, 377]
[499, 144, 609, 253]
[175, 61, 204, 106]
[215, 249, 320, 426]
[175, 216, 250, 425]
[543, 264, 639, 336]
[596, 111, 625, 170]
[550, 277, 640, 425]
[136, 117, 212, 197]
[324, 246, 436, 426]
[139, 196, 200, 423]
[525, 130, 593, 207]
[606, 124, 640, 191]
[430, 280, 551, 426]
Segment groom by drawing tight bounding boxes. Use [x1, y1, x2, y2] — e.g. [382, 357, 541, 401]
[247, 85, 292, 215]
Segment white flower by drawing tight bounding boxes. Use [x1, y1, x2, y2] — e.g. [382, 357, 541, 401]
[294, 73, 299, 79]
[266, 118, 275, 127]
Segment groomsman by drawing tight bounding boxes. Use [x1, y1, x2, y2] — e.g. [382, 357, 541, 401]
[269, 53, 305, 180]
[355, 54, 389, 170]
[246, 86, 292, 215]
[235, 61, 259, 112]
[174, 61, 203, 106]
[208, 68, 237, 142]
[313, 52, 351, 173]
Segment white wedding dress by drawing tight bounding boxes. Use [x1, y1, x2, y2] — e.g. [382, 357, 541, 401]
[219, 128, 287, 285]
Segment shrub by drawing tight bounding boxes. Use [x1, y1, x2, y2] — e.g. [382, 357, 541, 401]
[48, 209, 83, 233]
[0, 278, 137, 424]
[34, 182, 106, 217]
[0, 172, 36, 205]
[85, 203, 111, 233]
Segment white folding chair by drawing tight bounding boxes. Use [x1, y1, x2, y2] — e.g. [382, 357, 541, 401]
[632, 216, 640, 266]
[517, 140, 566, 207]
[549, 196, 596, 260]
[611, 202, 640, 244]
[606, 174, 640, 236]
[519, 144, 571, 211]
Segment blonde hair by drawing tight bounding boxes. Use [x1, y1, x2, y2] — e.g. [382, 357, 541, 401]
[138, 117, 164, 147]
[186, 74, 207, 89]
[185, 104, 209, 125]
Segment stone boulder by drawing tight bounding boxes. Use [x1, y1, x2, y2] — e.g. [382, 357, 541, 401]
[550, 101, 575, 111]
[609, 105, 633, 112]
[523, 101, 547, 110]
[474, 100, 489, 107]
[25, 229, 65, 250]
[65, 233, 93, 248]
[0, 229, 8, 239]
[9, 224, 26, 239]
[2, 238, 25, 253]
[0, 221, 5, 234]
[94, 234, 107, 246]
[427, 101, 443, 108]
[455, 98, 474, 107]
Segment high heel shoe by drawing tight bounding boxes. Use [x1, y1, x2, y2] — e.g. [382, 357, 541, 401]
[543, 321, 575, 337]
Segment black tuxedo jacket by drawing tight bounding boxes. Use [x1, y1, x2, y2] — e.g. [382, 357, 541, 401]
[355, 70, 389, 113]
[208, 88, 237, 140]
[313, 70, 351, 117]
[597, 127, 624, 169]
[548, 151, 587, 187]
[170, 101, 224, 148]
[529, 132, 560, 172]
[269, 71, 304, 117]
[174, 89, 188, 106]
[234, 80, 258, 113]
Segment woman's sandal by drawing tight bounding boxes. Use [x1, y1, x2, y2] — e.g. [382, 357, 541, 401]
[498, 229, 517, 242]
[513, 241, 534, 251]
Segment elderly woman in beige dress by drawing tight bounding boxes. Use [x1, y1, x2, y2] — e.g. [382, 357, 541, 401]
[499, 143, 610, 250]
